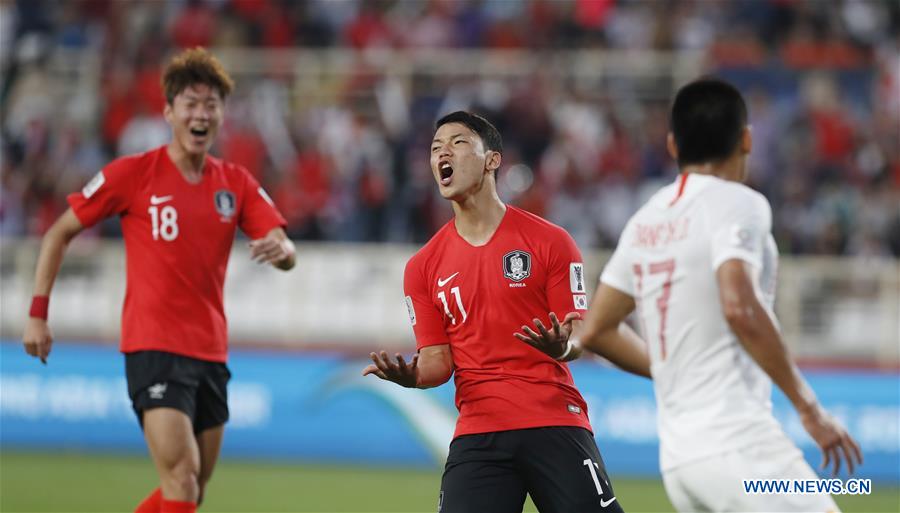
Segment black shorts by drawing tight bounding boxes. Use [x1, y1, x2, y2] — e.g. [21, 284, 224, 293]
[125, 350, 231, 434]
[439, 426, 624, 513]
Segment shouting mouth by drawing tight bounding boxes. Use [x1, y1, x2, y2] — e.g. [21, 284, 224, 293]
[189, 126, 209, 144]
[439, 161, 453, 185]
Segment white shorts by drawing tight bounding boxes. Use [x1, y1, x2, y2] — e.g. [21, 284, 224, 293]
[662, 437, 839, 513]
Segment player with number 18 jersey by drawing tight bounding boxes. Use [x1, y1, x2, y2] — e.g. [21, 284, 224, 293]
[67, 145, 284, 362]
[24, 49, 297, 513]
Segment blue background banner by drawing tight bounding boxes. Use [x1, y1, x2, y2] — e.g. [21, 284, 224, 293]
[1, 342, 897, 482]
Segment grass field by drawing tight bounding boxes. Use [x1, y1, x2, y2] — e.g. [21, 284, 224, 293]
[1, 452, 897, 512]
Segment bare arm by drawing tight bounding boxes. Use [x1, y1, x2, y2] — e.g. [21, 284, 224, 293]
[23, 209, 85, 362]
[32, 209, 85, 294]
[717, 259, 862, 475]
[717, 259, 815, 411]
[579, 284, 651, 378]
[414, 344, 454, 388]
[249, 227, 295, 271]
[362, 344, 453, 389]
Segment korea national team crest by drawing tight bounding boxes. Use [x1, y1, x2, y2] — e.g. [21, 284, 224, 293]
[214, 190, 236, 221]
[502, 250, 532, 282]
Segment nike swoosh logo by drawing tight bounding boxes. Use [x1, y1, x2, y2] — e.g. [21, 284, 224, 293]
[600, 496, 617, 508]
[150, 195, 173, 205]
[437, 272, 459, 287]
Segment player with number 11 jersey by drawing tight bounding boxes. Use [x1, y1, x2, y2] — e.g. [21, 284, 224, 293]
[405, 204, 592, 437]
[364, 111, 625, 513]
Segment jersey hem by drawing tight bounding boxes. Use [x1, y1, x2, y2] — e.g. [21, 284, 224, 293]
[121, 344, 227, 364]
[660, 433, 796, 472]
[599, 275, 633, 297]
[416, 339, 451, 350]
[711, 251, 762, 273]
[453, 417, 593, 439]
[245, 220, 288, 241]
[67, 200, 95, 229]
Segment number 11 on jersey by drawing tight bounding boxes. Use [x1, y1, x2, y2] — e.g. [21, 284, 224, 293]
[437, 286, 468, 325]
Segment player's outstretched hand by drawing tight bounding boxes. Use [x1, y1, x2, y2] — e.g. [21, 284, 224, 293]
[514, 312, 580, 360]
[249, 234, 295, 267]
[23, 317, 53, 364]
[800, 404, 863, 476]
[362, 350, 419, 388]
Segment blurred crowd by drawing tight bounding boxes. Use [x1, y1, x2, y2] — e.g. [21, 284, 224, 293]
[2, 0, 899, 256]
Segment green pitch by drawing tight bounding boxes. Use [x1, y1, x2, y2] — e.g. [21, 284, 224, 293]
[1, 452, 896, 512]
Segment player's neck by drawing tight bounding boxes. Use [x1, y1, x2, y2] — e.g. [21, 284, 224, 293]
[680, 156, 744, 182]
[166, 143, 206, 183]
[452, 191, 507, 247]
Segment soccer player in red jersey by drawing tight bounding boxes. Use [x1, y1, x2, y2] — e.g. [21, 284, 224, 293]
[363, 111, 635, 512]
[22, 48, 295, 513]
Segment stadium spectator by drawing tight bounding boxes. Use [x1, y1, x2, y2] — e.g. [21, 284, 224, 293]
[1, 0, 898, 256]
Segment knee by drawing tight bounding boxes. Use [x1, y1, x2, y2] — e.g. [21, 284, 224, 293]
[162, 459, 200, 500]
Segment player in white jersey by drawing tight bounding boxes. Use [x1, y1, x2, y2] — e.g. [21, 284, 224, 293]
[520, 79, 862, 512]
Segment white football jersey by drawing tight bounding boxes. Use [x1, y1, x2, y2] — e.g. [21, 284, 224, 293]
[601, 173, 787, 471]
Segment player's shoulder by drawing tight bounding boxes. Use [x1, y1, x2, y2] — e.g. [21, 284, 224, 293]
[406, 220, 456, 272]
[104, 146, 163, 175]
[207, 156, 264, 199]
[705, 177, 767, 203]
[210, 154, 254, 179]
[506, 205, 573, 241]
[700, 178, 771, 217]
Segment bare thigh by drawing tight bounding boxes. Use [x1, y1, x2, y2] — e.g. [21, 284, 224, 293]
[144, 407, 201, 502]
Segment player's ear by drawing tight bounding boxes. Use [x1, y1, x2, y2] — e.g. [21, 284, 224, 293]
[741, 125, 752, 155]
[485, 151, 501, 174]
[163, 102, 173, 125]
[666, 133, 678, 162]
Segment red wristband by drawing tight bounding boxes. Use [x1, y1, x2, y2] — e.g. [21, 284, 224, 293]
[29, 295, 49, 320]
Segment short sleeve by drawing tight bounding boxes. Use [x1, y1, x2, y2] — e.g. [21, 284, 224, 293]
[599, 223, 635, 296]
[238, 169, 287, 239]
[545, 228, 589, 317]
[403, 258, 449, 350]
[709, 191, 771, 271]
[66, 161, 135, 228]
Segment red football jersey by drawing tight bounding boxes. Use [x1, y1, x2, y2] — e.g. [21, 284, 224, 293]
[404, 206, 592, 438]
[67, 146, 286, 362]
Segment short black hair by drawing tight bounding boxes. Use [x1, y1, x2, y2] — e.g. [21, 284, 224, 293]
[670, 78, 747, 166]
[435, 111, 503, 153]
